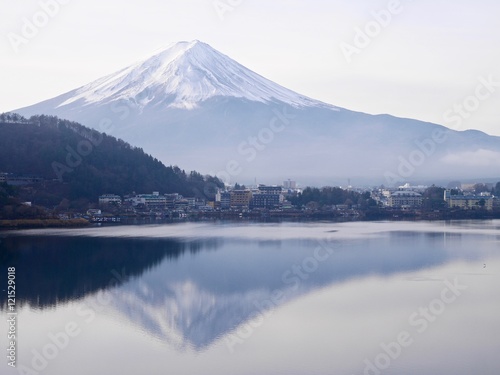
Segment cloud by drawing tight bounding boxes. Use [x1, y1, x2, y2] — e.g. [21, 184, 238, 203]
[440, 149, 500, 167]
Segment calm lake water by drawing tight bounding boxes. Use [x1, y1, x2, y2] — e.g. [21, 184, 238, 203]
[1, 220, 499, 375]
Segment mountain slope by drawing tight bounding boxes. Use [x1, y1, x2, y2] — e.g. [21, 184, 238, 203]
[0, 114, 223, 207]
[31, 40, 333, 111]
[15, 41, 500, 185]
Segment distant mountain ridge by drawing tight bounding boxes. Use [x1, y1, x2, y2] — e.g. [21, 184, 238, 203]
[14, 41, 500, 185]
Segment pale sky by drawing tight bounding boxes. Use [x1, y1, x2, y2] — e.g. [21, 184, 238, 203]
[1, 0, 499, 135]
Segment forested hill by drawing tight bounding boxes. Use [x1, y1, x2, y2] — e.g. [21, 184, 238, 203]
[0, 113, 223, 205]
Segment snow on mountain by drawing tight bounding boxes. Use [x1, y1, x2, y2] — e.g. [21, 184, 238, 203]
[96, 224, 456, 351]
[14, 40, 500, 185]
[56, 40, 334, 110]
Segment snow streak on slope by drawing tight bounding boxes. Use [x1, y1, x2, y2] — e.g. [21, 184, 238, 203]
[58, 40, 335, 110]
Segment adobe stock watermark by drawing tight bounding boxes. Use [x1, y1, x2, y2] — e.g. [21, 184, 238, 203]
[354, 277, 467, 375]
[212, 0, 243, 21]
[443, 75, 500, 130]
[383, 74, 499, 185]
[224, 238, 342, 353]
[51, 121, 115, 182]
[383, 128, 448, 185]
[7, 0, 71, 54]
[49, 61, 164, 181]
[16, 268, 129, 375]
[192, 103, 295, 200]
[340, 0, 412, 63]
[208, 106, 296, 187]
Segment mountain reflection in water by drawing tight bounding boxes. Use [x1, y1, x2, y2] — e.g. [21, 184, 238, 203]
[1, 221, 493, 352]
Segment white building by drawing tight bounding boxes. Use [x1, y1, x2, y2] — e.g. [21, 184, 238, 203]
[128, 192, 166, 209]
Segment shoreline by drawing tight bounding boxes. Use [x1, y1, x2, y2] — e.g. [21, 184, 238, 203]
[0, 218, 90, 230]
[1, 208, 500, 230]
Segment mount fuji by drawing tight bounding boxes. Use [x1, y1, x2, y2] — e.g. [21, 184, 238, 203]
[15, 40, 500, 185]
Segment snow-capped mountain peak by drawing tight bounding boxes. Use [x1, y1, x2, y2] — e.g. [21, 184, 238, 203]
[58, 40, 333, 110]
[16, 40, 500, 185]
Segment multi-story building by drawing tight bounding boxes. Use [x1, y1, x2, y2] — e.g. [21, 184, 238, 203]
[165, 193, 181, 209]
[0, 173, 43, 186]
[230, 190, 252, 209]
[494, 197, 500, 209]
[388, 191, 423, 208]
[99, 194, 122, 206]
[195, 198, 206, 208]
[129, 192, 166, 209]
[187, 197, 196, 208]
[444, 190, 493, 210]
[258, 185, 282, 195]
[251, 185, 284, 209]
[252, 193, 281, 209]
[218, 192, 231, 209]
[174, 199, 189, 210]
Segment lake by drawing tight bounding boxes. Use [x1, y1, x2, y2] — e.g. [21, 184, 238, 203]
[1, 220, 499, 375]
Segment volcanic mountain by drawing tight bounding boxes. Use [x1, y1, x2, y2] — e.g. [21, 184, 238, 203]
[15, 40, 500, 185]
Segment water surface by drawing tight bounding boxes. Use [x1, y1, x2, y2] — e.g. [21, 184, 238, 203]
[1, 221, 499, 374]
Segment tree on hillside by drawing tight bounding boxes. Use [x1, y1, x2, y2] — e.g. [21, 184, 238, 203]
[0, 183, 18, 206]
[0, 114, 224, 209]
